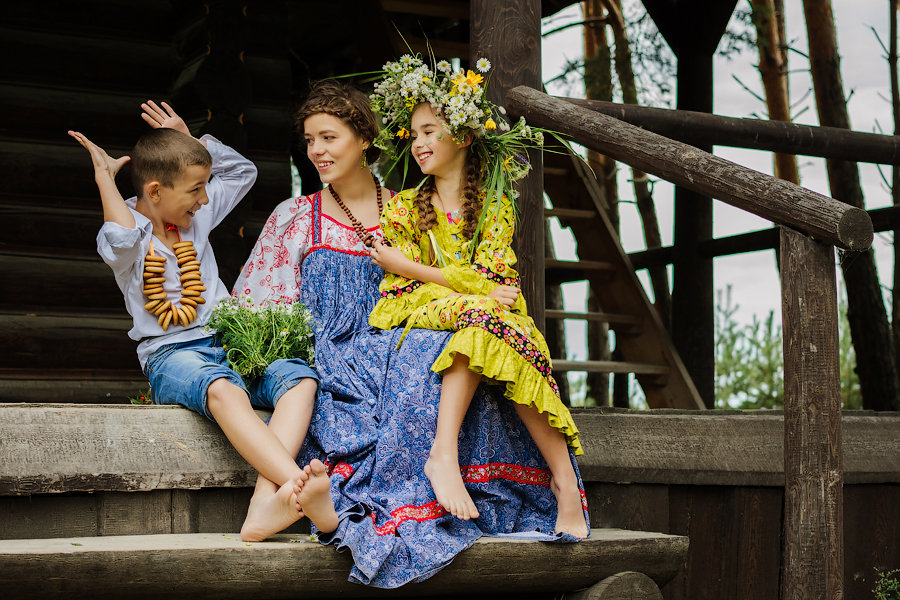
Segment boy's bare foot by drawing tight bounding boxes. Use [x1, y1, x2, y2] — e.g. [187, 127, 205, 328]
[551, 477, 588, 539]
[425, 450, 479, 520]
[298, 459, 338, 534]
[240, 477, 303, 542]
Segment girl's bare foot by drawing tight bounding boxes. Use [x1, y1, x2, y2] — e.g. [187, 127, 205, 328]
[425, 449, 479, 520]
[240, 477, 303, 542]
[298, 459, 338, 533]
[551, 477, 588, 539]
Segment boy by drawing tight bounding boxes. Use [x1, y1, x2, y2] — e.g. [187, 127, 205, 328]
[69, 101, 318, 542]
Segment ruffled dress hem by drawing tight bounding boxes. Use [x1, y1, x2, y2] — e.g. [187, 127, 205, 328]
[431, 327, 583, 455]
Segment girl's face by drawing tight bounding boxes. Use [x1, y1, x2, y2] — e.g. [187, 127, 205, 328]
[409, 103, 468, 179]
[304, 112, 369, 185]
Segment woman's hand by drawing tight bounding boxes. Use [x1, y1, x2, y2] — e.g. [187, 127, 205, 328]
[488, 285, 520, 307]
[370, 239, 415, 275]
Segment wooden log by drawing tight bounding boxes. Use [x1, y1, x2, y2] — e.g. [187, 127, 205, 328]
[780, 228, 843, 599]
[0, 529, 688, 599]
[564, 97, 900, 165]
[1, 406, 898, 495]
[506, 86, 874, 251]
[568, 571, 663, 600]
[470, 0, 545, 329]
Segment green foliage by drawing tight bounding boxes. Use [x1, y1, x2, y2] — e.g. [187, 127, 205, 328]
[207, 295, 315, 380]
[874, 568, 900, 600]
[714, 286, 862, 410]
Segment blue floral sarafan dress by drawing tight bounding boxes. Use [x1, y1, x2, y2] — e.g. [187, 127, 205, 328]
[234, 190, 588, 588]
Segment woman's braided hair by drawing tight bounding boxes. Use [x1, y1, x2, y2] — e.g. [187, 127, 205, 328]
[416, 147, 483, 239]
[295, 79, 381, 165]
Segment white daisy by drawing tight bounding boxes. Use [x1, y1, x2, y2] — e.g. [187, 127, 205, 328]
[475, 58, 491, 73]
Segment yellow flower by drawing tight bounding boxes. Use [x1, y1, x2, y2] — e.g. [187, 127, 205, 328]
[396, 127, 410, 139]
[485, 118, 497, 130]
[453, 69, 484, 88]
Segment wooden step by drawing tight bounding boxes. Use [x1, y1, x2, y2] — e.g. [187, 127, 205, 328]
[0, 248, 123, 309]
[0, 310, 138, 371]
[0, 27, 177, 95]
[4, 0, 175, 43]
[553, 361, 669, 385]
[0, 198, 270, 253]
[0, 139, 290, 214]
[0, 368, 145, 404]
[0, 529, 686, 600]
[545, 207, 597, 220]
[545, 309, 642, 334]
[0, 82, 291, 155]
[545, 259, 616, 284]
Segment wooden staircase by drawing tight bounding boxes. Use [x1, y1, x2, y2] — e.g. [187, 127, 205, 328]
[543, 149, 704, 409]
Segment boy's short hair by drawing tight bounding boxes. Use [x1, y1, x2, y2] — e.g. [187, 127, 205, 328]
[295, 79, 381, 164]
[130, 128, 212, 195]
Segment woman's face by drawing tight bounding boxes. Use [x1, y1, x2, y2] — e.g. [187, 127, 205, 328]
[304, 112, 369, 185]
[409, 103, 468, 179]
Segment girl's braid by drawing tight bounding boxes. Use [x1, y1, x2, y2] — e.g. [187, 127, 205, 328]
[460, 149, 483, 240]
[415, 177, 438, 233]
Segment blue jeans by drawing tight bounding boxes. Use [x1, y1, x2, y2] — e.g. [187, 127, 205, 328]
[145, 336, 318, 421]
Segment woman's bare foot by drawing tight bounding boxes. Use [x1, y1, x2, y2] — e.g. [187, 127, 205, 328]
[551, 477, 588, 539]
[240, 477, 303, 542]
[425, 449, 479, 520]
[298, 459, 338, 533]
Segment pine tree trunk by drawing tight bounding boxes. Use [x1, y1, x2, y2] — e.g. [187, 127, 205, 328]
[890, 0, 900, 393]
[803, 0, 900, 410]
[602, 0, 672, 331]
[583, 0, 613, 406]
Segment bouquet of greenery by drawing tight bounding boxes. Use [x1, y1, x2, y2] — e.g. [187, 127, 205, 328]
[207, 294, 315, 380]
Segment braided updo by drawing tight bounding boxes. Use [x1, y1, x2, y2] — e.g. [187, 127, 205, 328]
[295, 79, 381, 165]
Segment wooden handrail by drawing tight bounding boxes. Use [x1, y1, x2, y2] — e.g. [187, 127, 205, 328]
[506, 86, 874, 251]
[564, 97, 900, 165]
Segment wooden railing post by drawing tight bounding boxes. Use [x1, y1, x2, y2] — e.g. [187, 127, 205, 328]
[470, 0, 544, 330]
[780, 227, 844, 599]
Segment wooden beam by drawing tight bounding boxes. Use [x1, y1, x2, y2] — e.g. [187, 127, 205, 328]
[470, 0, 544, 329]
[1, 406, 898, 495]
[380, 0, 469, 20]
[0, 530, 688, 599]
[506, 86, 874, 251]
[780, 229, 844, 598]
[565, 97, 900, 165]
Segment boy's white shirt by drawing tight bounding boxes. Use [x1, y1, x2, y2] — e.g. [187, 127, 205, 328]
[96, 135, 257, 370]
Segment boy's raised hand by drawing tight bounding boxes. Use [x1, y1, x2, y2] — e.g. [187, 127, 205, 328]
[68, 130, 130, 179]
[141, 100, 191, 136]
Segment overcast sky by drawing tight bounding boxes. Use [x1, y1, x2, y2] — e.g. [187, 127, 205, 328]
[541, 0, 894, 332]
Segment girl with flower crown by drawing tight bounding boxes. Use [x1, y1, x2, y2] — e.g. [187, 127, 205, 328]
[368, 55, 589, 540]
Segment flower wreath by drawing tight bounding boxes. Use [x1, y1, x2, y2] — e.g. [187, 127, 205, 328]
[369, 53, 560, 256]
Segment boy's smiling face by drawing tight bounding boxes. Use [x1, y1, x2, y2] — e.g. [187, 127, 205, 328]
[153, 164, 211, 228]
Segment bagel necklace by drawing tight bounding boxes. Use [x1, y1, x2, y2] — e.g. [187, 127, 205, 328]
[328, 173, 385, 247]
[141, 224, 206, 331]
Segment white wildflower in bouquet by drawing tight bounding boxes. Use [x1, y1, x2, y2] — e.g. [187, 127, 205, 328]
[207, 294, 315, 380]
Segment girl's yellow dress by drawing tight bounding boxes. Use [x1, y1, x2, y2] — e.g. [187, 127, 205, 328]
[369, 189, 582, 455]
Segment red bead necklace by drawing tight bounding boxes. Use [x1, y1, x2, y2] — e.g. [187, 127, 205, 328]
[328, 173, 383, 247]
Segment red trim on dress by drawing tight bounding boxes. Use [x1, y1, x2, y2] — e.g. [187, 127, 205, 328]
[320, 211, 381, 232]
[332, 462, 588, 536]
[307, 243, 373, 257]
